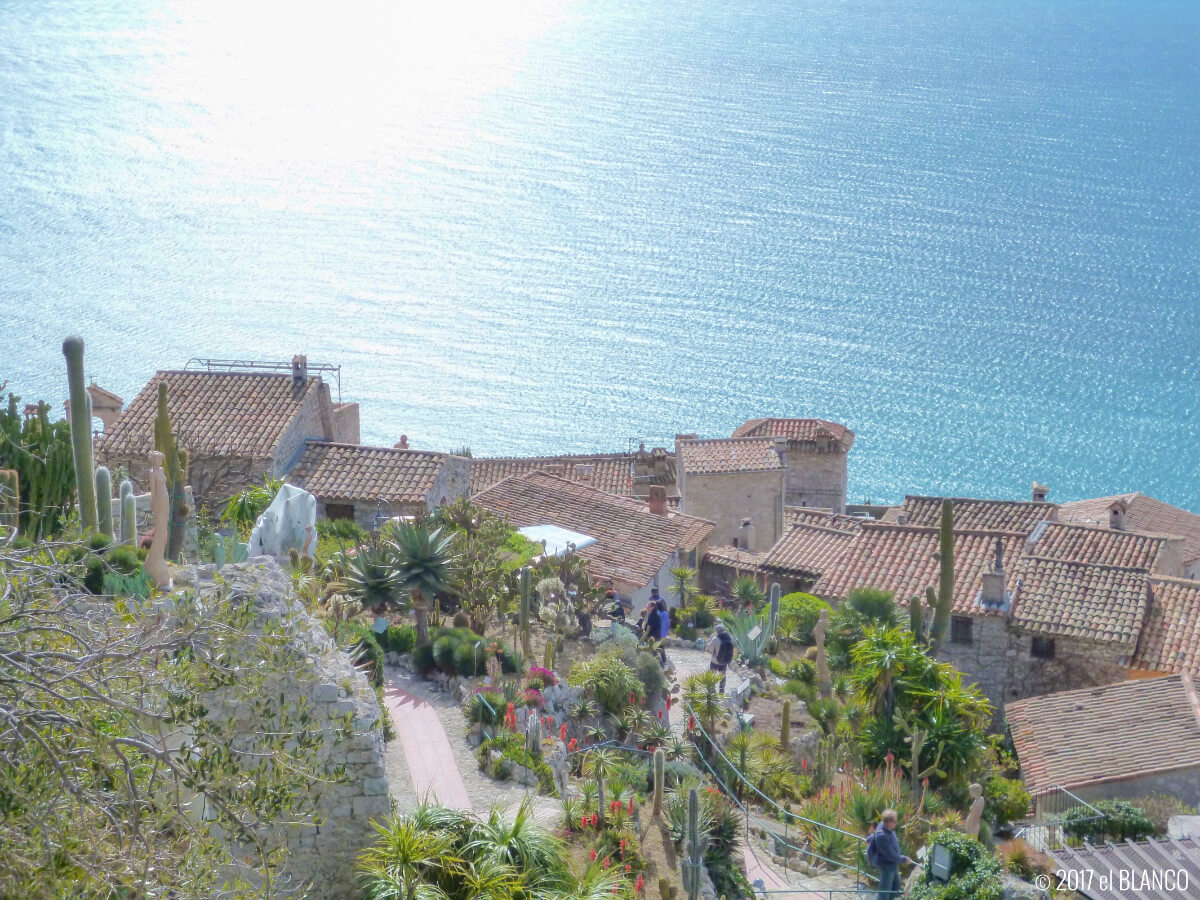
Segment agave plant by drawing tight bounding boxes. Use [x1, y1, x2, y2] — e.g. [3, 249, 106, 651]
[340, 541, 402, 612]
[731, 575, 766, 610]
[723, 609, 770, 666]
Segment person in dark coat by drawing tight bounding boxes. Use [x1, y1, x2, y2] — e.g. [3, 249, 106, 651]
[866, 809, 908, 898]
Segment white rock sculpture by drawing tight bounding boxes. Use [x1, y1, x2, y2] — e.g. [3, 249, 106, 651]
[248, 484, 317, 564]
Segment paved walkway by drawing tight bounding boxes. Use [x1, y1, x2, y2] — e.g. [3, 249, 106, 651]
[383, 684, 473, 810]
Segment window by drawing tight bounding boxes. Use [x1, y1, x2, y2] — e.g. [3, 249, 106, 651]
[325, 503, 355, 522]
[950, 616, 973, 645]
[1031, 636, 1056, 659]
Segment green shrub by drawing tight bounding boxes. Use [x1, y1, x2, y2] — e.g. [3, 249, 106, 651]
[983, 777, 1031, 826]
[779, 592, 831, 644]
[87, 533, 112, 553]
[83, 556, 106, 594]
[635, 650, 667, 702]
[347, 623, 384, 687]
[10, 536, 34, 550]
[432, 634, 458, 670]
[382, 624, 415, 654]
[1061, 799, 1154, 843]
[317, 517, 366, 541]
[413, 642, 436, 674]
[1127, 793, 1198, 834]
[908, 829, 1003, 900]
[454, 640, 487, 677]
[677, 623, 697, 642]
[477, 732, 554, 793]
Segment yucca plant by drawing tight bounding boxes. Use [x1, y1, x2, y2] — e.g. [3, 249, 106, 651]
[731, 575, 765, 610]
[390, 523, 459, 646]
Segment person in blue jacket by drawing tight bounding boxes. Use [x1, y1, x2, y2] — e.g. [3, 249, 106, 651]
[866, 810, 909, 898]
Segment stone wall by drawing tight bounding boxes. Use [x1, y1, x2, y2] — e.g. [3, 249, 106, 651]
[1072, 766, 1200, 808]
[315, 497, 425, 532]
[681, 469, 784, 551]
[427, 455, 472, 510]
[188, 558, 389, 897]
[273, 383, 335, 477]
[783, 445, 848, 513]
[1002, 629, 1130, 703]
[937, 614, 1011, 717]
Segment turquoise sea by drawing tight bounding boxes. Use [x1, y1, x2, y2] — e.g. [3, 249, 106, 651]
[1, 0, 1197, 509]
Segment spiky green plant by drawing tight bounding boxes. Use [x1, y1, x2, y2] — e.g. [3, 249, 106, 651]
[341, 542, 402, 611]
[61, 337, 96, 531]
[652, 747, 665, 818]
[731, 575, 765, 610]
[390, 523, 459, 647]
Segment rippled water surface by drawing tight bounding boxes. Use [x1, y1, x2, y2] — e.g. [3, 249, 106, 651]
[2, 0, 1197, 508]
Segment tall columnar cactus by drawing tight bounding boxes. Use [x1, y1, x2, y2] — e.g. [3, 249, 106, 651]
[0, 469, 18, 531]
[525, 714, 542, 758]
[767, 582, 781, 642]
[543, 639, 556, 670]
[927, 499, 955, 653]
[652, 747, 665, 817]
[214, 534, 226, 570]
[153, 383, 188, 560]
[62, 336, 97, 531]
[683, 787, 707, 900]
[119, 479, 136, 545]
[780, 698, 792, 747]
[910, 594, 927, 644]
[518, 567, 533, 659]
[94, 466, 113, 537]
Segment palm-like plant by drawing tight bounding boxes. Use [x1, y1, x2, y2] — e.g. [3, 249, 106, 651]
[358, 814, 460, 900]
[731, 575, 765, 611]
[583, 749, 622, 825]
[390, 523, 459, 646]
[219, 478, 282, 535]
[467, 799, 570, 895]
[682, 670, 724, 734]
[670, 566, 696, 610]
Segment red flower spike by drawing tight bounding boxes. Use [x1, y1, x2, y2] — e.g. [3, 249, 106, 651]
[635, 875, 644, 893]
[628, 797, 635, 814]
[688, 715, 695, 731]
[603, 857, 611, 869]
[581, 815, 588, 830]
[625, 864, 632, 873]
[620, 838, 626, 850]
[591, 813, 599, 826]
[589, 849, 597, 861]
[561, 724, 568, 741]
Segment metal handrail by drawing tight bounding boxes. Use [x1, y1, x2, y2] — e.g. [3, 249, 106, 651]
[682, 699, 866, 841]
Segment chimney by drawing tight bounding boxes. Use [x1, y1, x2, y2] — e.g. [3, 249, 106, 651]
[394, 435, 409, 450]
[1108, 501, 1127, 531]
[1032, 482, 1049, 503]
[739, 518, 755, 552]
[674, 433, 698, 453]
[648, 485, 668, 515]
[291, 354, 308, 388]
[979, 537, 1007, 609]
[896, 512, 908, 525]
[773, 436, 787, 465]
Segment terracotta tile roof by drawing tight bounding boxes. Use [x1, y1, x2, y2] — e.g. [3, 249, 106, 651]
[732, 417, 854, 448]
[1025, 521, 1169, 571]
[703, 545, 768, 574]
[1006, 674, 1200, 795]
[1133, 577, 1200, 677]
[763, 522, 862, 580]
[101, 371, 318, 458]
[678, 438, 783, 475]
[471, 454, 637, 497]
[1052, 836, 1200, 900]
[785, 507, 864, 532]
[472, 471, 713, 591]
[812, 523, 1028, 615]
[1010, 556, 1149, 645]
[288, 442, 448, 504]
[1058, 492, 1200, 566]
[898, 495, 1057, 533]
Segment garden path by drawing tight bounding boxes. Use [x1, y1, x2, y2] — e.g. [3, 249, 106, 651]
[382, 665, 559, 823]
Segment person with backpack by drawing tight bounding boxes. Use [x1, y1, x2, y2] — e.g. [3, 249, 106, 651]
[644, 601, 664, 650]
[866, 809, 908, 898]
[708, 622, 735, 692]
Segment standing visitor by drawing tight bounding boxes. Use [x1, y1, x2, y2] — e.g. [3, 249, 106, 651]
[707, 622, 734, 692]
[866, 810, 908, 898]
[644, 601, 664, 650]
[655, 596, 670, 663]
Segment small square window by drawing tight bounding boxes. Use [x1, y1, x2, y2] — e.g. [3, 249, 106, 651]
[325, 503, 355, 522]
[950, 616, 973, 644]
[1031, 636, 1056, 659]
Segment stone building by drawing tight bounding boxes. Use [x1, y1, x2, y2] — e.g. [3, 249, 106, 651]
[731, 417, 854, 513]
[97, 357, 359, 508]
[1058, 491, 1200, 579]
[287, 441, 471, 529]
[472, 470, 712, 613]
[676, 437, 785, 552]
[711, 492, 1200, 720]
[1006, 674, 1200, 807]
